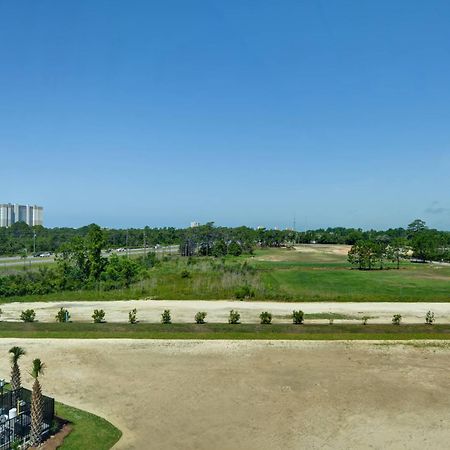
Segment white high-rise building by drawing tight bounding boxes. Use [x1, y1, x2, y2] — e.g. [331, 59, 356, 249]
[0, 204, 44, 227]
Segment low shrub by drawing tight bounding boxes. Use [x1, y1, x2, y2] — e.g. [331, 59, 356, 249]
[50, 419, 60, 434]
[392, 314, 402, 325]
[328, 318, 334, 325]
[195, 311, 207, 324]
[10, 440, 21, 450]
[55, 307, 71, 323]
[161, 309, 172, 324]
[228, 309, 240, 324]
[362, 316, 369, 325]
[292, 310, 304, 324]
[180, 270, 191, 279]
[92, 309, 106, 323]
[425, 310, 435, 325]
[259, 311, 272, 324]
[128, 308, 138, 324]
[20, 309, 36, 323]
[234, 285, 255, 300]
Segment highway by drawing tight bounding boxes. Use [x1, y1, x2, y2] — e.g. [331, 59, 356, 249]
[0, 245, 179, 268]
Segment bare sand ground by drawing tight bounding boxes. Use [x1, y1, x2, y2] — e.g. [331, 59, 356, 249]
[255, 244, 351, 261]
[2, 300, 450, 323]
[294, 244, 351, 255]
[0, 339, 448, 450]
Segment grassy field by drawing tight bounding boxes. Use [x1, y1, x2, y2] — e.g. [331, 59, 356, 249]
[256, 246, 450, 301]
[0, 322, 448, 340]
[1, 245, 449, 302]
[56, 402, 122, 450]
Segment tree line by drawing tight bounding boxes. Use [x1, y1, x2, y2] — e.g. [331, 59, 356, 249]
[1, 219, 449, 257]
[348, 219, 450, 269]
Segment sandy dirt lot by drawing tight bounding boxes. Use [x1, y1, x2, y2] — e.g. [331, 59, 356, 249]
[0, 339, 448, 450]
[255, 244, 351, 261]
[295, 244, 351, 255]
[2, 300, 450, 324]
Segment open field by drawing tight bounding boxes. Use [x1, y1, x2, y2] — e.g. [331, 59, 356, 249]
[2, 244, 449, 303]
[2, 300, 450, 324]
[0, 339, 448, 449]
[255, 245, 450, 301]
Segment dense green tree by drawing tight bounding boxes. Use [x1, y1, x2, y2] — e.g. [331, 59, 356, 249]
[411, 230, 439, 261]
[348, 241, 380, 270]
[228, 241, 242, 256]
[212, 239, 227, 257]
[407, 219, 428, 236]
[345, 229, 365, 245]
[86, 224, 107, 280]
[103, 255, 140, 288]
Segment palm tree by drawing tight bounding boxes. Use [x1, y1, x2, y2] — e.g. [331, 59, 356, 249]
[29, 359, 45, 447]
[9, 346, 26, 391]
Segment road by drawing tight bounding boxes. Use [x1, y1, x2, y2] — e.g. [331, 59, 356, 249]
[1, 300, 450, 324]
[0, 245, 179, 268]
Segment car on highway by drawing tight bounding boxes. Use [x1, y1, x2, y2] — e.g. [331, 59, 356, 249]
[33, 252, 52, 258]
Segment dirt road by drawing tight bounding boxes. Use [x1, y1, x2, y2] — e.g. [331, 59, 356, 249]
[2, 300, 450, 324]
[0, 339, 448, 449]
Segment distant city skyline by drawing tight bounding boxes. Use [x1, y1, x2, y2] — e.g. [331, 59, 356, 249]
[1, 1, 449, 230]
[0, 203, 43, 227]
[0, 203, 445, 232]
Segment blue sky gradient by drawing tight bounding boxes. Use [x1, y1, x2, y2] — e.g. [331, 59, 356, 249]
[1, 1, 449, 229]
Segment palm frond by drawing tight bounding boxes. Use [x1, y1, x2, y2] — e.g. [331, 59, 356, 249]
[30, 359, 45, 379]
[9, 346, 26, 364]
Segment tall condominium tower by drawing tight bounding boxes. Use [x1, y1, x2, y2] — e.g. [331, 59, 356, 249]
[0, 204, 44, 227]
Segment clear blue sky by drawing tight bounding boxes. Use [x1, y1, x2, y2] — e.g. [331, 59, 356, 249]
[1, 1, 449, 230]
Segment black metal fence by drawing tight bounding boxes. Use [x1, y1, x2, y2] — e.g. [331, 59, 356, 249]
[0, 387, 55, 450]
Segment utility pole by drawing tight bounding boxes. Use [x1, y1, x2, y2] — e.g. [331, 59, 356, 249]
[126, 230, 129, 258]
[33, 231, 36, 254]
[143, 230, 147, 257]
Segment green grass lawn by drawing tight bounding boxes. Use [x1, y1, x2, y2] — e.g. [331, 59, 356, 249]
[0, 322, 448, 340]
[56, 402, 122, 450]
[255, 247, 450, 302]
[262, 266, 450, 301]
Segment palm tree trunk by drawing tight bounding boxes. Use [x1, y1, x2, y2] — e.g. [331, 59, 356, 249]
[10, 362, 21, 392]
[30, 379, 43, 447]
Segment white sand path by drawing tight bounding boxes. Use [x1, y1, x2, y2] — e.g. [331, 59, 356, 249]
[1, 300, 450, 323]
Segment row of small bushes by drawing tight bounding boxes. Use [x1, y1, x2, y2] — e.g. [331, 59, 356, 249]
[16, 308, 438, 325]
[16, 308, 298, 324]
